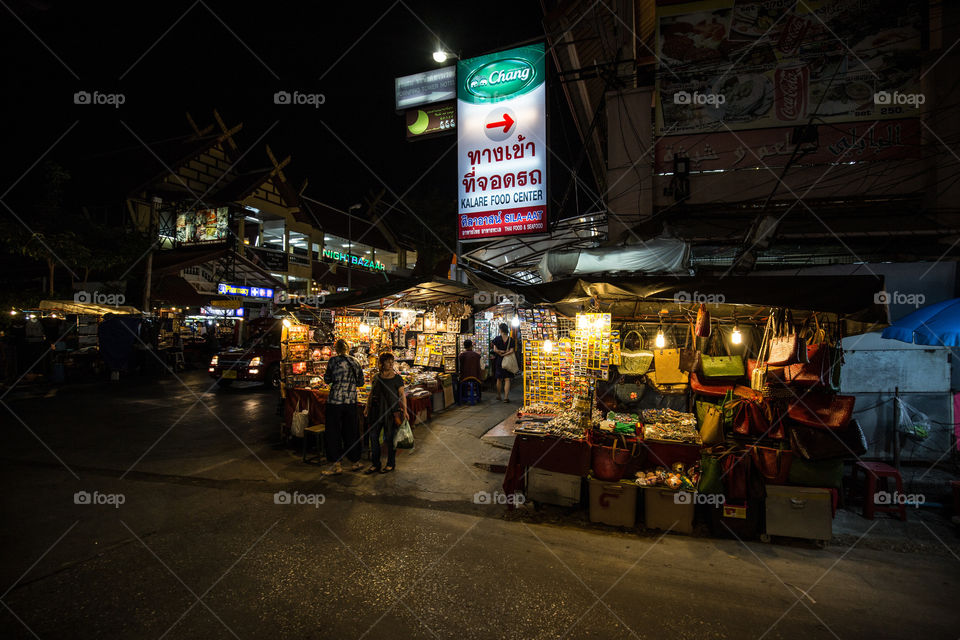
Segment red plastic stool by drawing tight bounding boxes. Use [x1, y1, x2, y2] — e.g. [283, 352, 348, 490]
[851, 461, 906, 521]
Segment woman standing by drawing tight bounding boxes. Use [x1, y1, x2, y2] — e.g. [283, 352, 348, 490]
[363, 352, 408, 474]
[321, 339, 365, 475]
[491, 322, 516, 403]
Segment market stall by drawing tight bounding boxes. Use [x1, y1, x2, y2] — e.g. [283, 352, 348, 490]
[499, 276, 887, 544]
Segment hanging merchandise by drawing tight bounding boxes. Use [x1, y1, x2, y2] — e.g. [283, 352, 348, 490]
[523, 340, 563, 405]
[619, 328, 654, 375]
[695, 303, 711, 337]
[678, 322, 701, 374]
[699, 322, 745, 379]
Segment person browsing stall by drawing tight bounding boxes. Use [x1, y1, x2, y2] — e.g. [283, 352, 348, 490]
[321, 339, 365, 475]
[491, 323, 516, 403]
[363, 352, 408, 474]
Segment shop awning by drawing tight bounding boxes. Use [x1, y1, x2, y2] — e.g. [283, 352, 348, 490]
[39, 300, 142, 315]
[151, 246, 284, 290]
[318, 277, 477, 310]
[512, 275, 887, 330]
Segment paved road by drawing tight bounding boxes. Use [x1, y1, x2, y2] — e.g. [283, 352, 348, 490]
[1, 372, 958, 639]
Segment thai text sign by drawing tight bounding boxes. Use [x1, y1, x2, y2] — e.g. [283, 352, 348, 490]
[457, 44, 547, 240]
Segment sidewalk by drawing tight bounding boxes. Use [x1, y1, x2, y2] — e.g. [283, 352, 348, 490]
[279, 396, 517, 506]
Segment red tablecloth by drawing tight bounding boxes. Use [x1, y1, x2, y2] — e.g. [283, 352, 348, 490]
[284, 389, 433, 431]
[503, 435, 591, 496]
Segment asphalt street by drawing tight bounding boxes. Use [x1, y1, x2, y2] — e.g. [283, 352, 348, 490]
[1, 371, 958, 639]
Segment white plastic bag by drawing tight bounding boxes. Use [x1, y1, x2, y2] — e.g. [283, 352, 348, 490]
[394, 419, 414, 449]
[896, 399, 930, 441]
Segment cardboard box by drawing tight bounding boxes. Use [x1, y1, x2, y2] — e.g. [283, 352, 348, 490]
[643, 487, 694, 534]
[527, 468, 582, 507]
[589, 477, 638, 527]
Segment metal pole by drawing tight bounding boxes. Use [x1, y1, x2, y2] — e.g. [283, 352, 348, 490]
[893, 386, 901, 470]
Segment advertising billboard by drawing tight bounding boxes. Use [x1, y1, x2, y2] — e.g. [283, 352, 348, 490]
[175, 207, 229, 244]
[406, 101, 456, 140]
[395, 67, 456, 111]
[655, 0, 924, 136]
[457, 44, 547, 240]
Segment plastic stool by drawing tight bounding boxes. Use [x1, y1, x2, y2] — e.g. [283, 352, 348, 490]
[303, 424, 325, 463]
[852, 461, 906, 521]
[459, 377, 481, 405]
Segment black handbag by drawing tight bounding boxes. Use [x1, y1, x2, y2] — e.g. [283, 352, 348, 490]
[789, 419, 867, 460]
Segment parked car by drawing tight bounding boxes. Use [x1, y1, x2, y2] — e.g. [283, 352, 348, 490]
[208, 318, 283, 388]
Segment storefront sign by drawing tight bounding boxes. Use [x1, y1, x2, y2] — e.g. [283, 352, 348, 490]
[406, 101, 456, 140]
[210, 299, 242, 309]
[201, 306, 244, 317]
[217, 283, 275, 299]
[321, 248, 385, 271]
[457, 44, 548, 240]
[395, 66, 456, 110]
[246, 246, 288, 271]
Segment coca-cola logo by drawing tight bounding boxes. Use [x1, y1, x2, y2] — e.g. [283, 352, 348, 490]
[776, 66, 808, 121]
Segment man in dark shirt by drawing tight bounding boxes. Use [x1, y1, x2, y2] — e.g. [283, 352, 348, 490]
[458, 340, 483, 401]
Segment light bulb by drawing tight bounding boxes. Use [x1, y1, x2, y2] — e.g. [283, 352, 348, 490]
[359, 322, 370, 334]
[511, 315, 520, 327]
[655, 331, 665, 348]
[433, 50, 448, 63]
[731, 326, 742, 344]
[282, 318, 292, 328]
[543, 339, 553, 353]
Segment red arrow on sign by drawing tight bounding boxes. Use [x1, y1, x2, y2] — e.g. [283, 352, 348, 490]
[486, 113, 515, 134]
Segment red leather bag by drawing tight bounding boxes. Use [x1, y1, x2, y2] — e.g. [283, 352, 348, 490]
[787, 393, 856, 429]
[695, 303, 711, 337]
[690, 372, 734, 397]
[750, 445, 793, 484]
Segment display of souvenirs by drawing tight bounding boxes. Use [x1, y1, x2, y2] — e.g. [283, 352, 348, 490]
[641, 408, 701, 444]
[280, 323, 312, 392]
[635, 463, 699, 490]
[334, 315, 365, 343]
[574, 313, 613, 381]
[522, 340, 563, 406]
[519, 308, 559, 342]
[518, 403, 560, 416]
[414, 334, 441, 366]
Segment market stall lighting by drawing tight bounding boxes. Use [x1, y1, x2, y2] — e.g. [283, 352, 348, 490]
[543, 339, 553, 353]
[282, 318, 292, 328]
[655, 329, 666, 349]
[9, 310, 16, 316]
[511, 315, 520, 328]
[358, 322, 370, 334]
[731, 324, 742, 345]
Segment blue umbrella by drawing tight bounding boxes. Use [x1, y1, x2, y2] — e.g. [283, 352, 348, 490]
[881, 298, 960, 347]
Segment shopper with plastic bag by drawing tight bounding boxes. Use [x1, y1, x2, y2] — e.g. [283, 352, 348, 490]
[363, 351, 409, 474]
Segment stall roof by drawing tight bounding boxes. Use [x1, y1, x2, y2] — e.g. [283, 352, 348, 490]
[319, 277, 477, 310]
[39, 300, 142, 315]
[512, 275, 887, 329]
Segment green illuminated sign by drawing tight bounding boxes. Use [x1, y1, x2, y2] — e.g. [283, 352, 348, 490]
[457, 45, 545, 104]
[321, 248, 385, 271]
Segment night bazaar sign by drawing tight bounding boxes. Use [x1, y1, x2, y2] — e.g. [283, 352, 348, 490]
[457, 44, 547, 240]
[321, 248, 385, 271]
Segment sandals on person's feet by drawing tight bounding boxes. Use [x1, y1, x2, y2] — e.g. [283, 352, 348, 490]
[350, 462, 364, 471]
[363, 466, 380, 475]
[381, 466, 395, 473]
[322, 466, 342, 476]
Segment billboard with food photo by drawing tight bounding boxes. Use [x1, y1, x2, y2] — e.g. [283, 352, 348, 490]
[655, 0, 924, 136]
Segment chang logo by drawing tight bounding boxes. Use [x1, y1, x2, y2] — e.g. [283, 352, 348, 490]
[466, 58, 537, 99]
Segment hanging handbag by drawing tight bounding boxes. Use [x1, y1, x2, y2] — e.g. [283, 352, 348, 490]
[786, 393, 856, 429]
[698, 401, 724, 446]
[695, 303, 711, 337]
[699, 323, 745, 379]
[750, 445, 793, 484]
[690, 372, 734, 397]
[698, 450, 726, 495]
[678, 322, 701, 373]
[291, 400, 309, 439]
[652, 335, 688, 385]
[615, 381, 646, 405]
[619, 329, 654, 375]
[789, 419, 868, 460]
[768, 309, 801, 366]
[751, 316, 772, 392]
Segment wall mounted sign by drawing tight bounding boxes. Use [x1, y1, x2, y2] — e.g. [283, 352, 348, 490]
[217, 283, 275, 299]
[395, 66, 456, 110]
[321, 248, 385, 271]
[406, 101, 456, 140]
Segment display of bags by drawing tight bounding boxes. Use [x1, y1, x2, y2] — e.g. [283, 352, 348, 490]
[789, 419, 867, 460]
[786, 393, 856, 429]
[619, 329, 654, 375]
[615, 382, 646, 406]
[700, 355, 745, 378]
[750, 445, 793, 484]
[767, 309, 806, 366]
[591, 438, 636, 481]
[394, 418, 415, 449]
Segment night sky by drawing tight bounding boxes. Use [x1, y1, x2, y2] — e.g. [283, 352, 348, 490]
[2, 0, 551, 211]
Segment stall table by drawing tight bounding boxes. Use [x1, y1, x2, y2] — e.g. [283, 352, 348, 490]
[283, 387, 433, 433]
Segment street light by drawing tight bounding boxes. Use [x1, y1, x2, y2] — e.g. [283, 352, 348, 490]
[433, 50, 458, 63]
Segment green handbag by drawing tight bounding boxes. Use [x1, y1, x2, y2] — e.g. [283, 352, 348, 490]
[700, 355, 745, 378]
[698, 452, 725, 494]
